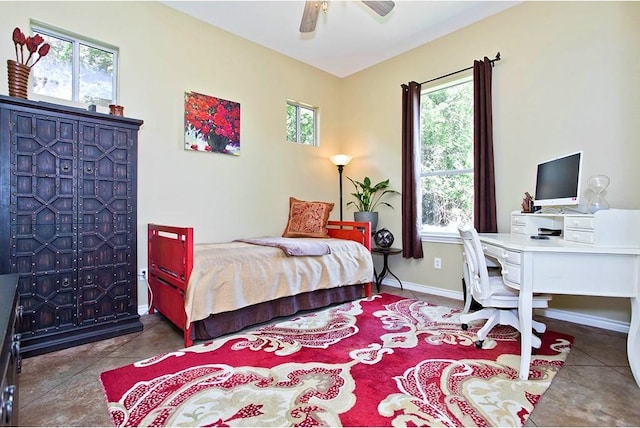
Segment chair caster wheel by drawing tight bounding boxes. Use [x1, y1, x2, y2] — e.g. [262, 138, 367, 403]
[461, 323, 469, 330]
[475, 340, 484, 349]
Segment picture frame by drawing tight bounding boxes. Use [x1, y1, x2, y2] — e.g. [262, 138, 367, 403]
[184, 91, 240, 156]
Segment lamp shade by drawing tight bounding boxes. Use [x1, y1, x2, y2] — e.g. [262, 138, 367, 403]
[330, 154, 353, 166]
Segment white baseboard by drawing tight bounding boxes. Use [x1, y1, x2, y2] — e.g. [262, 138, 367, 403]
[380, 278, 630, 334]
[538, 307, 629, 333]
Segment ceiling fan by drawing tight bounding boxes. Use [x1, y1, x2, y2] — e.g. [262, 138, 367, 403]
[299, 1, 395, 33]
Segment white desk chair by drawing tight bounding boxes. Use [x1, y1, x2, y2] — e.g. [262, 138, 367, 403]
[458, 224, 551, 349]
[461, 253, 502, 313]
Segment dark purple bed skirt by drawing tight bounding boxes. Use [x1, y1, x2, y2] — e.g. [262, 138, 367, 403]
[192, 284, 365, 340]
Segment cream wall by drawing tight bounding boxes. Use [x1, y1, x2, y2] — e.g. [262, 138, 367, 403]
[1, 2, 638, 325]
[340, 1, 640, 324]
[0, 1, 345, 309]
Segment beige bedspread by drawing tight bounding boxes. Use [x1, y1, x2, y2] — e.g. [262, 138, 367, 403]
[184, 238, 374, 326]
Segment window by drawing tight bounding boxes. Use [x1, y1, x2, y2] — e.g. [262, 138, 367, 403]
[420, 77, 473, 237]
[286, 100, 318, 146]
[30, 23, 118, 107]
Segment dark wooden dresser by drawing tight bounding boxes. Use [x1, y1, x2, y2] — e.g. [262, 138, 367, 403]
[0, 95, 144, 357]
[1, 274, 19, 426]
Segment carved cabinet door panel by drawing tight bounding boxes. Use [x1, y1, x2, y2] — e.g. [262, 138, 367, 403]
[76, 122, 136, 324]
[9, 111, 78, 335]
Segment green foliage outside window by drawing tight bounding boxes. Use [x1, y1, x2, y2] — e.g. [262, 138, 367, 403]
[286, 104, 297, 142]
[420, 80, 474, 231]
[299, 106, 315, 145]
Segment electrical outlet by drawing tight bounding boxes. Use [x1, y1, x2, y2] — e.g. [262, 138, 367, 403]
[138, 268, 148, 279]
[433, 257, 442, 269]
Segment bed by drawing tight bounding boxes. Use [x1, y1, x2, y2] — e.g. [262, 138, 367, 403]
[147, 220, 374, 347]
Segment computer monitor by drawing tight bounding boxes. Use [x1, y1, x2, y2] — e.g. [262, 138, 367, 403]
[534, 151, 583, 207]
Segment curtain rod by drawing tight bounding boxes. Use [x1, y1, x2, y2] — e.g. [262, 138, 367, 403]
[418, 52, 501, 86]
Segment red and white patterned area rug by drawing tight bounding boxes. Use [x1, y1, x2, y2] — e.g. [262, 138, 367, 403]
[100, 293, 573, 427]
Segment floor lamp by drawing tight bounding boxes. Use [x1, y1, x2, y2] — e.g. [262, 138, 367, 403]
[329, 154, 352, 221]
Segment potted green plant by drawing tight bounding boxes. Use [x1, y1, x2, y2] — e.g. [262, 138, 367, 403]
[346, 176, 399, 232]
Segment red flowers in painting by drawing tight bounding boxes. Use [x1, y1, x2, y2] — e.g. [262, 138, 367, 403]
[184, 91, 240, 155]
[12, 27, 50, 67]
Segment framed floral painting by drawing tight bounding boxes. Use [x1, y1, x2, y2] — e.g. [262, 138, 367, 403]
[184, 91, 240, 156]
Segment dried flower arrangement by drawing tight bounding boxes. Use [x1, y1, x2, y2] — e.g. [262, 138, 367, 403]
[12, 27, 50, 68]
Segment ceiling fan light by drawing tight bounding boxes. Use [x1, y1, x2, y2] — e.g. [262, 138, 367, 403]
[300, 0, 394, 34]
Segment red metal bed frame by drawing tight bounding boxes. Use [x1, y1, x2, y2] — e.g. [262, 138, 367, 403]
[147, 221, 372, 347]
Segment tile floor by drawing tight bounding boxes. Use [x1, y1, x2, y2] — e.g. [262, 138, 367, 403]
[17, 285, 640, 427]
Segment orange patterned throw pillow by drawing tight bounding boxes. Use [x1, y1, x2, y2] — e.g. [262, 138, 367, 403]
[282, 197, 335, 238]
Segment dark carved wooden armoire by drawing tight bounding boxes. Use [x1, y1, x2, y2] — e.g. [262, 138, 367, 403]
[0, 95, 143, 357]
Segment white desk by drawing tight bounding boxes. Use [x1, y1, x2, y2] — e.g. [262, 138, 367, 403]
[478, 233, 640, 387]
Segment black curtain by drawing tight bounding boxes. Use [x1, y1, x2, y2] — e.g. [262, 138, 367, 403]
[400, 81, 424, 259]
[473, 58, 497, 233]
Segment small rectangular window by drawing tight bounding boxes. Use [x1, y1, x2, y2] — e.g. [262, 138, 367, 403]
[30, 23, 118, 107]
[286, 100, 318, 146]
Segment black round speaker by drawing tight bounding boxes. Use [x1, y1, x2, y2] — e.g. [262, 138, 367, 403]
[373, 228, 394, 248]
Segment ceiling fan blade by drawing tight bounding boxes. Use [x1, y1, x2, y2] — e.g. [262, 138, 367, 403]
[362, 1, 395, 17]
[300, 1, 321, 33]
